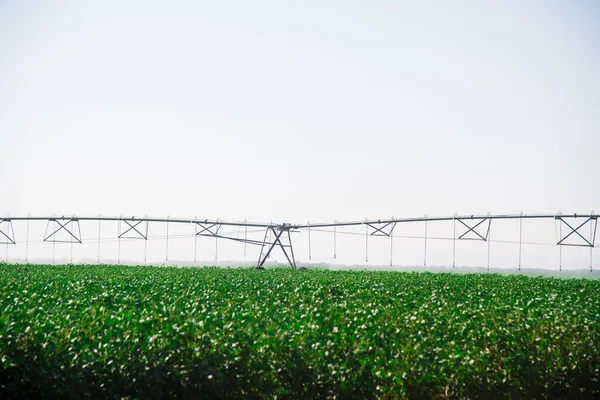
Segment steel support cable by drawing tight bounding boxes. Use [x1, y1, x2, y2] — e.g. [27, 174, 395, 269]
[11, 216, 272, 229]
[53, 217, 56, 265]
[424, 216, 428, 267]
[4, 214, 8, 262]
[308, 222, 312, 260]
[194, 216, 198, 263]
[519, 212, 523, 271]
[25, 215, 30, 263]
[486, 213, 492, 271]
[17, 233, 271, 251]
[16, 228, 267, 245]
[244, 220, 248, 257]
[365, 220, 368, 263]
[559, 211, 562, 271]
[591, 210, 595, 272]
[334, 220, 337, 259]
[297, 213, 592, 229]
[452, 214, 456, 268]
[307, 227, 560, 247]
[215, 218, 219, 260]
[118, 215, 122, 264]
[144, 215, 148, 263]
[390, 216, 393, 267]
[487, 212, 491, 271]
[166, 215, 170, 262]
[97, 215, 101, 263]
[16, 227, 561, 248]
[70, 213, 73, 264]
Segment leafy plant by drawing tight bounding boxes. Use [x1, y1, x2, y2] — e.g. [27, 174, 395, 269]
[0, 264, 598, 399]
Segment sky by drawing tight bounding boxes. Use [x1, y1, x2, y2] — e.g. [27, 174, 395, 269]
[0, 1, 599, 268]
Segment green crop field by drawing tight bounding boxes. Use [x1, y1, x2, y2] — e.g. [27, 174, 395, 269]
[0, 264, 598, 399]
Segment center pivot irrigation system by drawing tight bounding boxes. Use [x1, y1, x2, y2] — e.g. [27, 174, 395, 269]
[0, 213, 597, 271]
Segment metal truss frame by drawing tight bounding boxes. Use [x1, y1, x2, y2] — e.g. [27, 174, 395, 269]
[0, 219, 16, 245]
[456, 216, 491, 241]
[44, 217, 82, 244]
[195, 221, 222, 237]
[556, 215, 597, 248]
[118, 217, 149, 240]
[366, 220, 397, 237]
[194, 221, 273, 247]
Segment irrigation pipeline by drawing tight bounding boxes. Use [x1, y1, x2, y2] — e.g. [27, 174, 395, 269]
[0, 213, 597, 270]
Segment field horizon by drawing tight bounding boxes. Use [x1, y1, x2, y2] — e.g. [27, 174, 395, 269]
[2, 259, 599, 279]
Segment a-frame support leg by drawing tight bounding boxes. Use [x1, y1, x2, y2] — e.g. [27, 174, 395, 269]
[256, 226, 296, 269]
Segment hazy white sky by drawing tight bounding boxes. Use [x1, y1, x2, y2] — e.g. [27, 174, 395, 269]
[1, 1, 598, 267]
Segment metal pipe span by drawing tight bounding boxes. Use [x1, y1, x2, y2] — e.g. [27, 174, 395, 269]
[1, 213, 596, 229]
